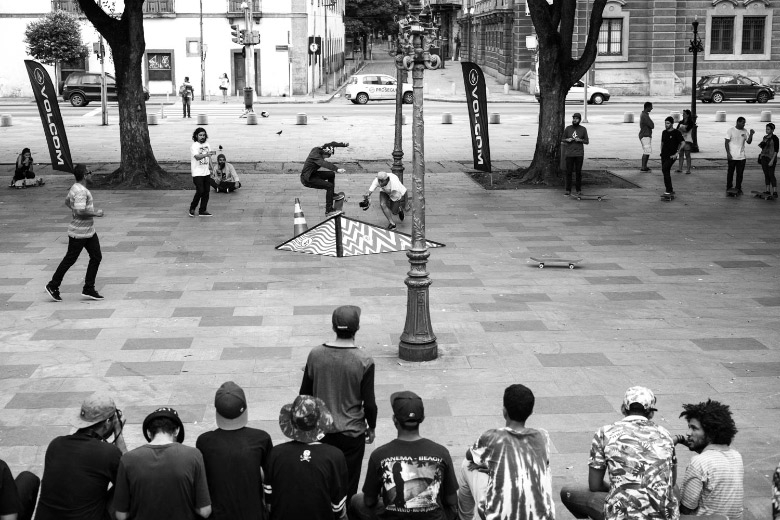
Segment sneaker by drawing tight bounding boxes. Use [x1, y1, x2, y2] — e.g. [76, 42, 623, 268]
[685, 170, 691, 174]
[387, 223, 397, 230]
[261, 111, 270, 118]
[576, 191, 582, 196]
[763, 191, 771, 195]
[199, 211, 213, 217]
[737, 189, 743, 195]
[564, 191, 571, 196]
[188, 209, 195, 217]
[333, 193, 346, 201]
[45, 284, 62, 302]
[774, 193, 778, 199]
[639, 168, 651, 172]
[82, 288, 104, 300]
[398, 210, 404, 221]
[326, 210, 341, 217]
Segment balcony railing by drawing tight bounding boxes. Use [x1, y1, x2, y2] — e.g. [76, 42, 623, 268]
[143, 0, 175, 14]
[52, 0, 82, 15]
[228, 0, 261, 14]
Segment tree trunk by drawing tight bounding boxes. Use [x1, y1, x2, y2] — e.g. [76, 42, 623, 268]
[78, 0, 169, 188]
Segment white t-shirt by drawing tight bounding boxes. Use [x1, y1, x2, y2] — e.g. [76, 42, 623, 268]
[726, 127, 749, 160]
[191, 141, 211, 177]
[368, 173, 407, 202]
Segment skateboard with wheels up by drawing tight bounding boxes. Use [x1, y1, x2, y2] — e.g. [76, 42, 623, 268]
[751, 191, 774, 200]
[530, 257, 582, 269]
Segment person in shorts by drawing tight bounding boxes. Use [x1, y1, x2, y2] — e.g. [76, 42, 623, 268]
[218, 73, 229, 104]
[362, 171, 409, 230]
[639, 102, 654, 172]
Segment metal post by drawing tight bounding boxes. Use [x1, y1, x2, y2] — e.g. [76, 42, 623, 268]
[200, 0, 205, 101]
[689, 17, 703, 153]
[243, 1, 255, 114]
[324, 3, 329, 94]
[392, 37, 405, 183]
[582, 0, 590, 123]
[312, 7, 316, 98]
[99, 35, 107, 126]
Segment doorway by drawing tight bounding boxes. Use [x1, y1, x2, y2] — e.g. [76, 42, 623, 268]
[232, 51, 261, 96]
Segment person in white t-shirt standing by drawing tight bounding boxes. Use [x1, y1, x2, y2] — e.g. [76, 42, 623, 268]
[724, 116, 754, 195]
[362, 171, 409, 230]
[189, 127, 216, 217]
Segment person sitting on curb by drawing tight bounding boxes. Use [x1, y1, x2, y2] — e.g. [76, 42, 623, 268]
[0, 457, 39, 520]
[362, 171, 409, 230]
[11, 148, 44, 188]
[300, 141, 349, 215]
[211, 154, 241, 193]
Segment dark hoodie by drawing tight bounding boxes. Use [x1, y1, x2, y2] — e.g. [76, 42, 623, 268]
[301, 142, 348, 182]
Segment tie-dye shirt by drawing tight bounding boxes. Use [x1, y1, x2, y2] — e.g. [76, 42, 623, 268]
[589, 415, 679, 520]
[772, 462, 779, 520]
[467, 427, 555, 520]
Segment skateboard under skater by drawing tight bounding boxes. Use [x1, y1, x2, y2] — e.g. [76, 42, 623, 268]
[574, 193, 606, 201]
[530, 256, 582, 269]
[330, 192, 347, 215]
[726, 188, 740, 198]
[751, 191, 775, 201]
[660, 193, 675, 201]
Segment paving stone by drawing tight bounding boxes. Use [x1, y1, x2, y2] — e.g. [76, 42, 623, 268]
[0, 279, 32, 286]
[724, 362, 780, 378]
[651, 268, 709, 276]
[602, 291, 664, 301]
[754, 297, 780, 307]
[534, 396, 615, 415]
[122, 338, 194, 350]
[0, 426, 72, 446]
[584, 276, 643, 285]
[198, 316, 263, 327]
[212, 282, 269, 290]
[293, 305, 337, 315]
[692, 338, 768, 351]
[5, 392, 93, 409]
[536, 353, 613, 367]
[172, 307, 235, 317]
[30, 329, 102, 341]
[493, 293, 552, 303]
[49, 309, 116, 320]
[713, 260, 771, 268]
[0, 302, 34, 311]
[105, 362, 184, 377]
[0, 365, 38, 379]
[124, 291, 183, 300]
[220, 347, 292, 360]
[480, 321, 548, 332]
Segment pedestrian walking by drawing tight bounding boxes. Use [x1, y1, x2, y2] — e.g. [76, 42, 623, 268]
[189, 127, 216, 217]
[660, 116, 685, 198]
[725, 116, 754, 195]
[45, 164, 105, 302]
[218, 73, 229, 104]
[639, 102, 654, 172]
[453, 34, 461, 61]
[676, 109, 694, 174]
[562, 112, 589, 196]
[758, 122, 778, 199]
[180, 77, 194, 118]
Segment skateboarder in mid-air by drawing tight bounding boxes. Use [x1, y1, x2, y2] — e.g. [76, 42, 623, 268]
[301, 141, 349, 215]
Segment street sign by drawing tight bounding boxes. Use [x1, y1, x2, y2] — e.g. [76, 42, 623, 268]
[308, 36, 322, 55]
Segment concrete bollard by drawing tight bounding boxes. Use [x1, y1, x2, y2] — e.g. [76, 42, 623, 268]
[715, 111, 727, 122]
[504, 83, 509, 94]
[0, 114, 12, 127]
[147, 113, 159, 125]
[451, 82, 456, 95]
[489, 113, 500, 124]
[247, 112, 258, 125]
[670, 111, 681, 123]
[296, 113, 307, 125]
[159, 103, 166, 119]
[623, 112, 635, 123]
[197, 114, 208, 125]
[442, 113, 452, 124]
[760, 110, 772, 122]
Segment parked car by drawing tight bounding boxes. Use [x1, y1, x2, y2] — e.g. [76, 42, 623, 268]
[696, 74, 774, 103]
[62, 72, 151, 107]
[535, 81, 611, 104]
[344, 74, 413, 105]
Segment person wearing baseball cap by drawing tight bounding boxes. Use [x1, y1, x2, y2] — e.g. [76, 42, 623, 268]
[114, 407, 212, 520]
[660, 115, 685, 198]
[562, 112, 589, 196]
[561, 386, 679, 520]
[264, 395, 348, 520]
[300, 141, 349, 215]
[300, 305, 377, 504]
[352, 391, 458, 519]
[196, 382, 273, 520]
[35, 392, 125, 520]
[362, 170, 409, 230]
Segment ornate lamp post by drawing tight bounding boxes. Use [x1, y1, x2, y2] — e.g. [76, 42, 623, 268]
[391, 36, 406, 182]
[689, 16, 704, 153]
[395, 4, 441, 361]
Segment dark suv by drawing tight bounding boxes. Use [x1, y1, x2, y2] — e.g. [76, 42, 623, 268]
[696, 74, 774, 104]
[62, 72, 150, 107]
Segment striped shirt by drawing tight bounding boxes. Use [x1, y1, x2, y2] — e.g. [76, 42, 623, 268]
[66, 183, 95, 239]
[681, 445, 744, 520]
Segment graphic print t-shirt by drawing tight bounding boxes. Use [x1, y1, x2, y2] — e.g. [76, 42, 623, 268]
[363, 438, 457, 520]
[191, 141, 211, 177]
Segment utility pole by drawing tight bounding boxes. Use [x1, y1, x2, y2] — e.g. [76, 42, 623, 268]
[99, 35, 107, 126]
[242, 1, 255, 115]
[200, 0, 205, 101]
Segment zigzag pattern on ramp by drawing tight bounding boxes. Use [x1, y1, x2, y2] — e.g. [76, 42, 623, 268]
[275, 214, 445, 257]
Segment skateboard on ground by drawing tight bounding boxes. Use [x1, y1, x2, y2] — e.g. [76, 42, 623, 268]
[726, 188, 740, 197]
[660, 193, 675, 201]
[331, 191, 347, 215]
[574, 194, 606, 201]
[530, 256, 582, 269]
[751, 191, 774, 200]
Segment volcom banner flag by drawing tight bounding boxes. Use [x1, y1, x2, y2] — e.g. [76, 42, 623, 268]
[24, 60, 74, 173]
[461, 62, 492, 172]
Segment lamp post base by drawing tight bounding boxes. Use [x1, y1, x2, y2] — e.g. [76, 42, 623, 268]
[398, 249, 437, 362]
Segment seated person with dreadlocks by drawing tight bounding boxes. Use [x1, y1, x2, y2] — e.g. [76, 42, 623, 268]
[300, 141, 349, 215]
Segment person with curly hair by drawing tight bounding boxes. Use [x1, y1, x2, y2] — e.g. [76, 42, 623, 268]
[676, 399, 744, 520]
[189, 127, 216, 217]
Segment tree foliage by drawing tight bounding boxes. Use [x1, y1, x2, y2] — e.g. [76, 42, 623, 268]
[24, 11, 89, 65]
[518, 0, 606, 185]
[345, 0, 403, 36]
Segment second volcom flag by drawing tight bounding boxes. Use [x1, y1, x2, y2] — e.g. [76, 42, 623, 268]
[24, 60, 74, 173]
[461, 62, 492, 172]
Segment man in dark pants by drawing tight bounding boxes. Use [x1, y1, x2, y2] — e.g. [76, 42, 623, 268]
[301, 141, 349, 215]
[660, 116, 685, 197]
[725, 116, 754, 195]
[46, 164, 105, 302]
[639, 102, 654, 172]
[300, 305, 377, 503]
[0, 459, 39, 520]
[562, 112, 589, 196]
[189, 127, 216, 217]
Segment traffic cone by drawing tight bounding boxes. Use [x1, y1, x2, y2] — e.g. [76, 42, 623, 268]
[293, 198, 308, 236]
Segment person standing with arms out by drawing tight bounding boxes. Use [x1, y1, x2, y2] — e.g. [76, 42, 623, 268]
[725, 116, 754, 195]
[660, 116, 685, 198]
[639, 102, 654, 172]
[180, 76, 194, 118]
[562, 112, 589, 196]
[45, 164, 105, 302]
[676, 109, 694, 174]
[758, 122, 778, 199]
[189, 127, 216, 218]
[218, 73, 229, 104]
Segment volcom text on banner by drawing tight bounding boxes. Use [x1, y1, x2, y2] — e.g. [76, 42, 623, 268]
[24, 60, 74, 173]
[460, 62, 492, 172]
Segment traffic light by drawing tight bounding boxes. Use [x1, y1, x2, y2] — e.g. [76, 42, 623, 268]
[231, 24, 244, 45]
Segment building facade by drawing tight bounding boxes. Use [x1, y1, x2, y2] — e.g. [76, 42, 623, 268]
[0, 0, 345, 98]
[455, 0, 780, 96]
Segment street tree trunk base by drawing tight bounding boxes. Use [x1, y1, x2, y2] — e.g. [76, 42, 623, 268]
[510, 164, 562, 186]
[97, 164, 172, 189]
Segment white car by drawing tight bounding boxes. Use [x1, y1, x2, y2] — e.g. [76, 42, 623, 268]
[345, 74, 413, 105]
[535, 80, 611, 105]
